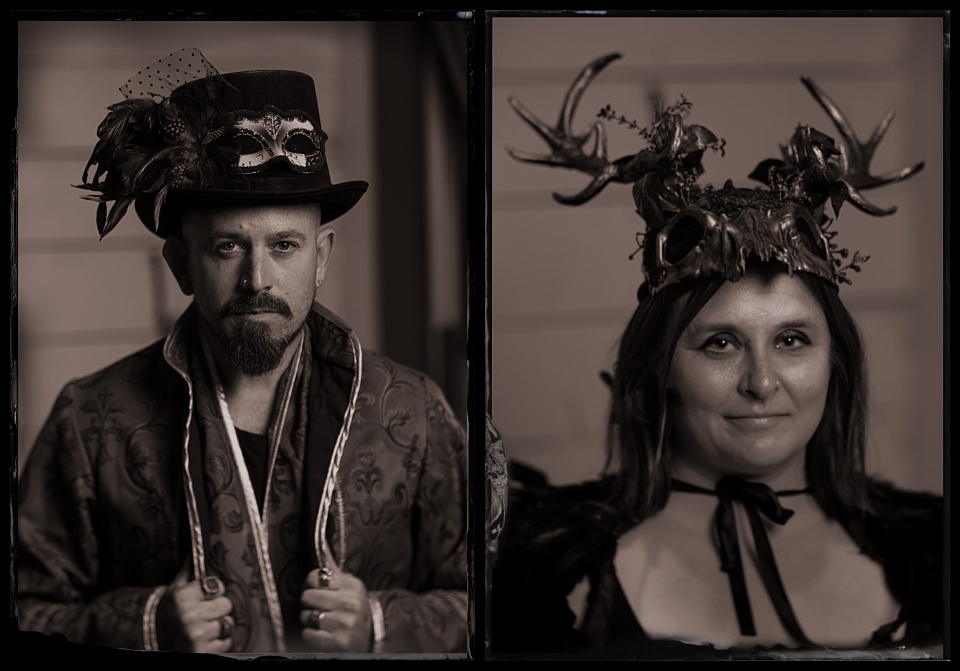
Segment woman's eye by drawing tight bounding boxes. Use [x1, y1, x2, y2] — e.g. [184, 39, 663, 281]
[778, 332, 809, 349]
[702, 336, 736, 354]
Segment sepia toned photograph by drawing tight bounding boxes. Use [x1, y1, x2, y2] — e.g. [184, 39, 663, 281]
[486, 12, 946, 660]
[13, 13, 471, 660]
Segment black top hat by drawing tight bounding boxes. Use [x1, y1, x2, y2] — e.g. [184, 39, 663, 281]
[78, 50, 368, 239]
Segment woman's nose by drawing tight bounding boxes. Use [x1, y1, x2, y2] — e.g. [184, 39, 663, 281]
[738, 348, 780, 399]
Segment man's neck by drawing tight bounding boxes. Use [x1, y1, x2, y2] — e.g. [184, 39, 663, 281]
[201, 327, 304, 435]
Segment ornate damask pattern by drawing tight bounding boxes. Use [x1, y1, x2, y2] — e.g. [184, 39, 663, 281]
[17, 303, 468, 654]
[18, 341, 188, 648]
[339, 357, 469, 652]
[186, 328, 310, 652]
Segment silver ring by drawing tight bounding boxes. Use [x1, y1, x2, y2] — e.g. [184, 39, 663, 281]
[241, 278, 250, 289]
[218, 615, 234, 640]
[775, 379, 782, 391]
[318, 567, 333, 588]
[309, 609, 325, 630]
[201, 576, 223, 600]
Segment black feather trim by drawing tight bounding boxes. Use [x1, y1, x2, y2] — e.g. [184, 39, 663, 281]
[75, 77, 239, 237]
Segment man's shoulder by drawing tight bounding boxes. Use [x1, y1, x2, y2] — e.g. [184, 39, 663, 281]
[39, 339, 183, 435]
[358, 349, 452, 403]
[361, 349, 427, 384]
[60, 339, 174, 398]
[356, 349, 465, 438]
[307, 304, 460, 419]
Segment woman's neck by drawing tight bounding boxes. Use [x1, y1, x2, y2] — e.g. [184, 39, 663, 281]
[670, 452, 809, 492]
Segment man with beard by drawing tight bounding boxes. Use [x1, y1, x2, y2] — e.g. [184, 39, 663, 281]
[17, 49, 467, 655]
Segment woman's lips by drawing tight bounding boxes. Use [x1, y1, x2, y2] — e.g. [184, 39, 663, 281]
[725, 414, 789, 428]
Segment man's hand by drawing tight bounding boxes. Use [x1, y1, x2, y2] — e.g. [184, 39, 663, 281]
[300, 565, 373, 652]
[156, 576, 235, 653]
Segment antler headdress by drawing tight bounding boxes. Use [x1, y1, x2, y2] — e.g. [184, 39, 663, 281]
[507, 53, 923, 294]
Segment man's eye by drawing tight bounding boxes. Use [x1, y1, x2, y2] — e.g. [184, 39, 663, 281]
[273, 241, 298, 253]
[217, 241, 242, 254]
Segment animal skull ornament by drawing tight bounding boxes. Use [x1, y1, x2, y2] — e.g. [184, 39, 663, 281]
[651, 200, 835, 290]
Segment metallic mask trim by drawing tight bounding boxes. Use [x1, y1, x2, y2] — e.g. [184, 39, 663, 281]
[235, 105, 328, 174]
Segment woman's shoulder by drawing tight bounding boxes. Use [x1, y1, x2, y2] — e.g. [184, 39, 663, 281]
[865, 478, 942, 519]
[860, 478, 942, 554]
[858, 479, 943, 647]
[500, 464, 623, 556]
[490, 464, 625, 655]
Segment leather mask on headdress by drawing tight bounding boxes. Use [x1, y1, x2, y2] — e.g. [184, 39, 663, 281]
[75, 48, 368, 239]
[506, 53, 924, 294]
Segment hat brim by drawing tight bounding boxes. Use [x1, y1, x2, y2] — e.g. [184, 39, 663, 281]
[135, 180, 369, 238]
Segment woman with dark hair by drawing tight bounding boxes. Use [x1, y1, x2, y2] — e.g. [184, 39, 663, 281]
[490, 55, 942, 659]
[606, 261, 869, 520]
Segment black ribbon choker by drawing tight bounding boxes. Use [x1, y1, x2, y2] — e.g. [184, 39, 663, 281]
[671, 476, 814, 646]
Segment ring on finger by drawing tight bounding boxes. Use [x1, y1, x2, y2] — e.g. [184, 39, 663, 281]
[318, 567, 333, 588]
[201, 576, 224, 600]
[309, 608, 325, 630]
[218, 615, 235, 640]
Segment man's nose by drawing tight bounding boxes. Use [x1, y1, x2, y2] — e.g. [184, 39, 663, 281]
[240, 248, 271, 293]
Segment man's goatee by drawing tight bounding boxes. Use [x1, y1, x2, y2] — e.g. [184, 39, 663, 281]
[219, 320, 298, 377]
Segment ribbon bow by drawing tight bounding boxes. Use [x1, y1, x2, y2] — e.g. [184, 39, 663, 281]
[672, 476, 814, 646]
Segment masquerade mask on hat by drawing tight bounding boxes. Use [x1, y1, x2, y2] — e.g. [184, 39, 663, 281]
[76, 48, 368, 239]
[507, 53, 923, 295]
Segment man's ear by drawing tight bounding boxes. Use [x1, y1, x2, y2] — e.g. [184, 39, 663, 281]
[162, 237, 194, 296]
[315, 225, 336, 287]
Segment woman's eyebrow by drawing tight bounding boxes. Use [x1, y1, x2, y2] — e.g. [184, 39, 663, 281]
[775, 319, 821, 331]
[685, 318, 821, 336]
[683, 321, 740, 336]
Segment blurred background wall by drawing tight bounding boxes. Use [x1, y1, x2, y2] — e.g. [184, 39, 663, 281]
[15, 18, 469, 469]
[490, 15, 944, 495]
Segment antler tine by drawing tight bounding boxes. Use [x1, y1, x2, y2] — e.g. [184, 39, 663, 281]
[506, 95, 598, 166]
[801, 76, 857, 149]
[844, 186, 898, 217]
[864, 107, 925, 187]
[869, 107, 896, 148]
[873, 160, 926, 186]
[560, 52, 623, 135]
[506, 52, 632, 205]
[553, 123, 616, 204]
[801, 75, 923, 215]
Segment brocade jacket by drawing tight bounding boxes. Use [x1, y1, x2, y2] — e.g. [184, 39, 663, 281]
[17, 303, 468, 654]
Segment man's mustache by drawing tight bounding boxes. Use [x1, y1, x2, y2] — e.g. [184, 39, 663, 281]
[220, 293, 293, 318]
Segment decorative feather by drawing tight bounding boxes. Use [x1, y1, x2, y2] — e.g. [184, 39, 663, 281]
[74, 73, 240, 238]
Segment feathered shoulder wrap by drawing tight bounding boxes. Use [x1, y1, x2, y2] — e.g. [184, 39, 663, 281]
[491, 466, 943, 656]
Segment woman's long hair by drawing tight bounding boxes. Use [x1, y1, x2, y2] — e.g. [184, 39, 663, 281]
[605, 264, 870, 523]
